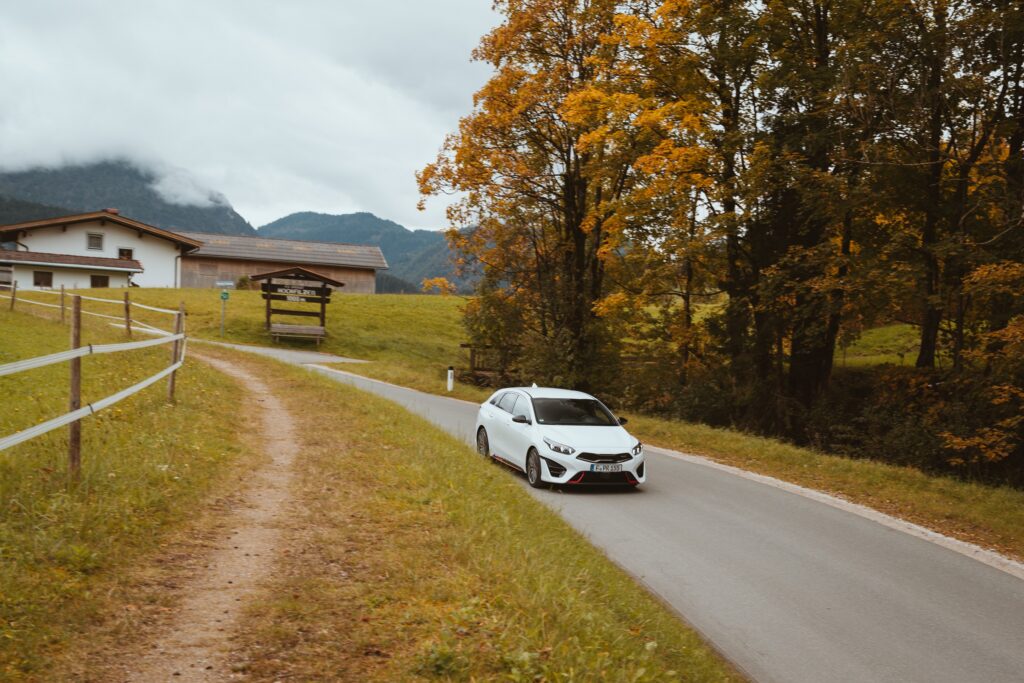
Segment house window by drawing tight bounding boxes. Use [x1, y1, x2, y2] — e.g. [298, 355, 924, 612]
[90, 275, 110, 288]
[87, 233, 104, 250]
[33, 271, 53, 288]
[118, 248, 134, 260]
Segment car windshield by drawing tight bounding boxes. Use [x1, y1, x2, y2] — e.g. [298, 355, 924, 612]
[532, 398, 617, 426]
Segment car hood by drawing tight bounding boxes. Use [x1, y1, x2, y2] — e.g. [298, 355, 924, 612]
[539, 425, 636, 453]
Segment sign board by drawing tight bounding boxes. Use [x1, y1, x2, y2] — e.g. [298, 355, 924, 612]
[259, 282, 331, 304]
[220, 290, 230, 301]
[249, 267, 342, 344]
[261, 293, 330, 303]
[215, 280, 235, 287]
[261, 283, 332, 296]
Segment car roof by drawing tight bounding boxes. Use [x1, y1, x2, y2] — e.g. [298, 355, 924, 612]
[502, 386, 596, 400]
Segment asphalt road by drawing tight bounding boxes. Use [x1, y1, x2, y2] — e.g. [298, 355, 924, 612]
[211, 343, 1024, 682]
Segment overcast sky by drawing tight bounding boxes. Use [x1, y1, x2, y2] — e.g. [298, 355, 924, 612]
[0, 1, 497, 230]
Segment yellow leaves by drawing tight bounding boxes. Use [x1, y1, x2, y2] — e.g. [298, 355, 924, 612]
[593, 292, 631, 318]
[421, 278, 457, 296]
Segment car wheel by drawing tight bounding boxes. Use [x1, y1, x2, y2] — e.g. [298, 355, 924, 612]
[526, 448, 544, 488]
[476, 427, 491, 458]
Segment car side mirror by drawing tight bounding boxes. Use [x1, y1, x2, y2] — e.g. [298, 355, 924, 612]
[512, 414, 531, 425]
[618, 417, 629, 426]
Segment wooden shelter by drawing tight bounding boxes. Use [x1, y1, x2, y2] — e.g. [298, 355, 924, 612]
[250, 266, 344, 346]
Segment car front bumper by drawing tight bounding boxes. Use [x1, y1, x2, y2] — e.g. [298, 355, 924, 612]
[540, 451, 646, 486]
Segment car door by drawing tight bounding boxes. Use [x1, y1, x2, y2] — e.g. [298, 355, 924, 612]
[490, 391, 519, 462]
[504, 393, 535, 470]
[499, 393, 532, 466]
[478, 392, 505, 455]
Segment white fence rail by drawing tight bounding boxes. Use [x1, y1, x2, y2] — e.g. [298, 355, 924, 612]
[0, 333, 185, 377]
[1, 288, 187, 474]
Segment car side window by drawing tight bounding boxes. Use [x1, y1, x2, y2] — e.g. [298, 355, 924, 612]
[497, 392, 518, 413]
[489, 392, 504, 406]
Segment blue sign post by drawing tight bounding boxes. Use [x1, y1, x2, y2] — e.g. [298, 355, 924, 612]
[220, 290, 229, 336]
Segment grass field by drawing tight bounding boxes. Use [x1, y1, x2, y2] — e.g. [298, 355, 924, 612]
[839, 324, 920, 366]
[89, 287, 475, 396]
[0, 307, 250, 679]
[198, 346, 740, 682]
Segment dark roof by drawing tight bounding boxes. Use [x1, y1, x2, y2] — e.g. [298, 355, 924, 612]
[248, 266, 346, 287]
[178, 231, 388, 271]
[0, 249, 143, 272]
[0, 211, 202, 250]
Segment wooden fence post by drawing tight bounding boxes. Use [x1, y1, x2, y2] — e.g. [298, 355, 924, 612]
[167, 302, 185, 403]
[124, 291, 132, 338]
[8, 281, 15, 311]
[60, 285, 66, 324]
[68, 296, 82, 479]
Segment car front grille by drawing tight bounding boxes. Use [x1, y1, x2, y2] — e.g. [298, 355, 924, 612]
[576, 452, 632, 464]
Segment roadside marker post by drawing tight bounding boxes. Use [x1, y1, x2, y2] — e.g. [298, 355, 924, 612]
[220, 289, 229, 337]
[8, 281, 15, 311]
[447, 366, 454, 393]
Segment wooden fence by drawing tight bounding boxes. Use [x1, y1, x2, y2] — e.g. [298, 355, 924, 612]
[0, 285, 186, 477]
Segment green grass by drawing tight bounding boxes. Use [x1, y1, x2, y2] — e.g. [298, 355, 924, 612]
[0, 308, 249, 679]
[118, 288, 473, 396]
[199, 347, 739, 682]
[839, 324, 919, 366]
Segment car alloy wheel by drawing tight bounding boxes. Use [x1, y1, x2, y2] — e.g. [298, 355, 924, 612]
[526, 449, 544, 488]
[476, 427, 490, 458]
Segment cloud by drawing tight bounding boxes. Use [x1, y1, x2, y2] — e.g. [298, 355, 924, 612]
[0, 0, 496, 229]
[148, 164, 228, 208]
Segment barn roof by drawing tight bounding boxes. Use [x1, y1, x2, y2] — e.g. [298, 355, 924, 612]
[0, 249, 143, 272]
[179, 231, 388, 271]
[248, 266, 345, 287]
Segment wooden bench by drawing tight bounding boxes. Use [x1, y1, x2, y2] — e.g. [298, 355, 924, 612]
[270, 323, 326, 346]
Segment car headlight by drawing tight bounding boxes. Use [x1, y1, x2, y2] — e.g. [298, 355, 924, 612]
[543, 437, 575, 455]
[632, 442, 643, 456]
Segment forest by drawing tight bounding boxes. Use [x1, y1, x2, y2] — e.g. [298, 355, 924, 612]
[419, 0, 1024, 485]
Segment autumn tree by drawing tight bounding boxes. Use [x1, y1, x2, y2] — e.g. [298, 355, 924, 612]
[419, 0, 648, 387]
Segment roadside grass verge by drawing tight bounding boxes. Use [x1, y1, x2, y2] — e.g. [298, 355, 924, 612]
[0, 309, 248, 679]
[124, 288, 480, 396]
[200, 347, 740, 682]
[628, 416, 1024, 561]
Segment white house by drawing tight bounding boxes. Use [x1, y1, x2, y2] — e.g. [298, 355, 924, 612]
[0, 210, 201, 289]
[0, 249, 142, 290]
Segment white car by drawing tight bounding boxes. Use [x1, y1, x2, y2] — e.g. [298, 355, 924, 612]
[474, 386, 646, 487]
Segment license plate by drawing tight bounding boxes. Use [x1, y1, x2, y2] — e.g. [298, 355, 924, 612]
[591, 463, 622, 473]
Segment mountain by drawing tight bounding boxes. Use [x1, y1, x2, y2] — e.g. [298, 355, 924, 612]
[0, 195, 75, 227]
[0, 160, 255, 235]
[259, 211, 471, 291]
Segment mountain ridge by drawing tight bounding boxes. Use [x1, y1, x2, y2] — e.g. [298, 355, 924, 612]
[0, 160, 468, 291]
[259, 211, 467, 291]
[0, 160, 255, 235]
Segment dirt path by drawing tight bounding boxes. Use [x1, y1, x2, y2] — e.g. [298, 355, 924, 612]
[118, 354, 298, 682]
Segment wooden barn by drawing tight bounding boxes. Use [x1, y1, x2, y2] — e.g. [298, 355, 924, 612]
[178, 232, 388, 292]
